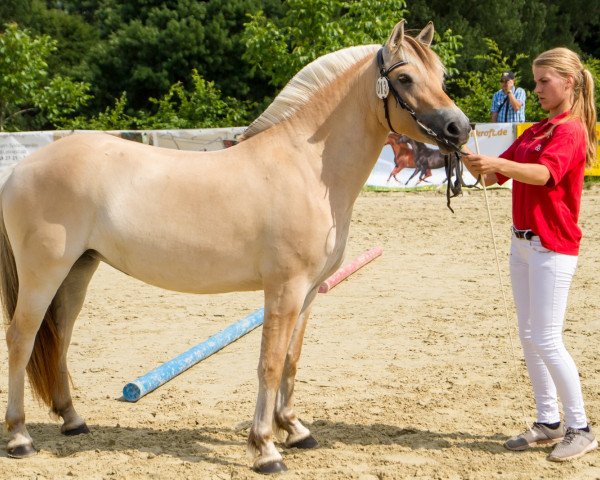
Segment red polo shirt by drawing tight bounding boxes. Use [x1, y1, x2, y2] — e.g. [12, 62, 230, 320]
[496, 111, 586, 255]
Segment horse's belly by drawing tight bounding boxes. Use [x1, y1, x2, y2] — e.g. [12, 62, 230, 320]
[96, 242, 263, 294]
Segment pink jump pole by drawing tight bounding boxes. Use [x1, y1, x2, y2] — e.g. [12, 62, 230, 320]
[318, 246, 383, 293]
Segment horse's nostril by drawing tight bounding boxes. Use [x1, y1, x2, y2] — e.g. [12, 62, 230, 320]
[446, 122, 460, 137]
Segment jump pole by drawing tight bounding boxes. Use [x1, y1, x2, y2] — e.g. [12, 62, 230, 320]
[122, 246, 383, 402]
[318, 246, 383, 293]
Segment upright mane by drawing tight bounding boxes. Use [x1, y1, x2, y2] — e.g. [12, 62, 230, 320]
[240, 45, 378, 140]
[240, 35, 445, 141]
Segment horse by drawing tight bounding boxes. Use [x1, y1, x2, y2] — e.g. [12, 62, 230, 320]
[385, 133, 416, 183]
[0, 20, 469, 473]
[402, 136, 446, 184]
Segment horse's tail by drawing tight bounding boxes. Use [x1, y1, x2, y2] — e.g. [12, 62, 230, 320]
[0, 168, 61, 407]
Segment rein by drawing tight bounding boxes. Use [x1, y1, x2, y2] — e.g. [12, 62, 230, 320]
[376, 48, 467, 212]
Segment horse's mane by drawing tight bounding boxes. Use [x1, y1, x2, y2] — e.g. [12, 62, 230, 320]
[240, 45, 378, 140]
[241, 36, 445, 141]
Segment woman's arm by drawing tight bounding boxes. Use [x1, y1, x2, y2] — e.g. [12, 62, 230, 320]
[462, 153, 550, 186]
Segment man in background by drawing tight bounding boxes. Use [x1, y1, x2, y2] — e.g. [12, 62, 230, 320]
[490, 71, 526, 122]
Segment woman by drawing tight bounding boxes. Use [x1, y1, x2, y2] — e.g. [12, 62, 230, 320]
[462, 47, 597, 462]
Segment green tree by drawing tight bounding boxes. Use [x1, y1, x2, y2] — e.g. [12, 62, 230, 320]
[242, 1, 463, 92]
[0, 23, 90, 131]
[242, 0, 408, 89]
[79, 0, 282, 113]
[139, 69, 253, 129]
[61, 93, 137, 131]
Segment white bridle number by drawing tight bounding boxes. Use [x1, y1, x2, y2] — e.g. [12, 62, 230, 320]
[376, 77, 389, 99]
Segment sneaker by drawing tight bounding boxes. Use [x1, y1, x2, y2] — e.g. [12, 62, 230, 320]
[547, 427, 598, 462]
[504, 422, 565, 451]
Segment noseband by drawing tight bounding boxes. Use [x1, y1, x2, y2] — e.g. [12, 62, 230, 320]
[376, 47, 468, 212]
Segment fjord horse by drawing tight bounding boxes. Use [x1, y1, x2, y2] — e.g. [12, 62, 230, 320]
[0, 21, 469, 473]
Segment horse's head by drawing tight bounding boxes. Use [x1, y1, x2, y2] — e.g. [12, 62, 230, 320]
[378, 21, 470, 152]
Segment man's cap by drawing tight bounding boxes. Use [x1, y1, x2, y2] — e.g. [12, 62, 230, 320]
[500, 71, 515, 81]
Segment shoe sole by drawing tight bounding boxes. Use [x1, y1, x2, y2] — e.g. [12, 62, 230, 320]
[505, 437, 564, 452]
[547, 438, 599, 462]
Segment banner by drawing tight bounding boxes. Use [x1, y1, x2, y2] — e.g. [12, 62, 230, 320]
[368, 124, 514, 188]
[0, 132, 54, 170]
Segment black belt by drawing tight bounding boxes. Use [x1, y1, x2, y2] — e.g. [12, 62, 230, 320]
[512, 226, 537, 240]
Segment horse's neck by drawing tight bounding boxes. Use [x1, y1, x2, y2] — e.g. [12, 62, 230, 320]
[284, 60, 387, 205]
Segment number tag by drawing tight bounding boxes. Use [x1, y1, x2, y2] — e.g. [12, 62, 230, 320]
[376, 77, 389, 99]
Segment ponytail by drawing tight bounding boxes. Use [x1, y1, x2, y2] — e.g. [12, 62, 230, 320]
[578, 69, 596, 167]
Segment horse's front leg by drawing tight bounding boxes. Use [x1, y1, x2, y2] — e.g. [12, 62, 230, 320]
[248, 285, 305, 474]
[274, 303, 318, 449]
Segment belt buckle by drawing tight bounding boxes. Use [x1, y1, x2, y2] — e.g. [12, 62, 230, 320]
[512, 226, 533, 239]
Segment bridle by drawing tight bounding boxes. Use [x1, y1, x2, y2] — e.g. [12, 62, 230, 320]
[376, 47, 470, 212]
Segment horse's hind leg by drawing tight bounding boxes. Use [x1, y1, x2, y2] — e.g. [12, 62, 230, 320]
[274, 302, 318, 449]
[5, 266, 74, 457]
[50, 253, 100, 435]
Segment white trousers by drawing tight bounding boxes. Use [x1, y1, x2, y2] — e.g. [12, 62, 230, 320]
[509, 235, 587, 428]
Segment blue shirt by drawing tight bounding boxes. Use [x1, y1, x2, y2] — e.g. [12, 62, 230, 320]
[490, 87, 526, 122]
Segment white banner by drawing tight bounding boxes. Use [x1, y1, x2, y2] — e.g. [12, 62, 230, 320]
[0, 132, 54, 171]
[366, 124, 516, 188]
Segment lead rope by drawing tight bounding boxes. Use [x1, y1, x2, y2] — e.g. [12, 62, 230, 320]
[470, 126, 530, 431]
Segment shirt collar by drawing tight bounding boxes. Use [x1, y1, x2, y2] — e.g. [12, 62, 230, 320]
[531, 110, 571, 133]
[548, 110, 571, 125]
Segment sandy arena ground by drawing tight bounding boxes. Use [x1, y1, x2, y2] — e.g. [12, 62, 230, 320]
[1, 184, 600, 479]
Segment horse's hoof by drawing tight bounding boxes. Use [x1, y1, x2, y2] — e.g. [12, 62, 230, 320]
[288, 435, 318, 449]
[253, 460, 288, 474]
[7, 443, 37, 459]
[63, 423, 90, 436]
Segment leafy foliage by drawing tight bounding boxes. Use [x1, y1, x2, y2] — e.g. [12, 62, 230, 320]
[139, 70, 253, 129]
[1, 1, 599, 131]
[242, 0, 409, 89]
[0, 23, 90, 131]
[61, 70, 254, 131]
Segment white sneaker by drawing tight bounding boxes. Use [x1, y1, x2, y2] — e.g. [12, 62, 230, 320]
[504, 422, 565, 451]
[547, 427, 598, 462]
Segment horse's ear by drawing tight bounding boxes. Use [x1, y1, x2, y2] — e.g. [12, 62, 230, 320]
[416, 21, 435, 47]
[385, 20, 406, 55]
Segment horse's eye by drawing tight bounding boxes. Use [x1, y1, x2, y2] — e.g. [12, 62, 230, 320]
[397, 74, 412, 84]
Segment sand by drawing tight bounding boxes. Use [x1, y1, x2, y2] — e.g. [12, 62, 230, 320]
[1, 185, 600, 479]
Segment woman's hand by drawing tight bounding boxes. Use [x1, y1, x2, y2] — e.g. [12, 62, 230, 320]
[461, 153, 500, 186]
[462, 153, 503, 175]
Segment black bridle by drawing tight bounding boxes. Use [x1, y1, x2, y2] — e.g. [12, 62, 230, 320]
[376, 47, 468, 212]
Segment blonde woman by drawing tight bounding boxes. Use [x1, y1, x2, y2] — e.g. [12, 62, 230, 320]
[462, 47, 597, 461]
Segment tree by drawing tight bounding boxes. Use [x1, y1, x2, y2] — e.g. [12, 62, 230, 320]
[241, 0, 464, 94]
[138, 69, 253, 129]
[242, 0, 409, 89]
[77, 0, 282, 114]
[60, 70, 254, 131]
[0, 23, 90, 131]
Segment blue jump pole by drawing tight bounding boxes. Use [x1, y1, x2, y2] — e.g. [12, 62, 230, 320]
[122, 308, 264, 402]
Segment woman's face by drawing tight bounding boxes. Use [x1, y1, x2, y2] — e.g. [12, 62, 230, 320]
[533, 65, 573, 115]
